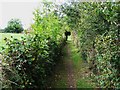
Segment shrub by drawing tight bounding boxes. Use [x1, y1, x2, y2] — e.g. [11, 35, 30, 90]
[1, 2, 65, 88]
[62, 2, 120, 88]
[2, 33, 64, 88]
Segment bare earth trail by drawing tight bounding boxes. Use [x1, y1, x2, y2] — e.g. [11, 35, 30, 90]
[64, 43, 76, 88]
[47, 40, 96, 88]
[47, 42, 76, 88]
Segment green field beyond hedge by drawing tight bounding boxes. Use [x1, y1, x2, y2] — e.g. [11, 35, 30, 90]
[0, 33, 24, 51]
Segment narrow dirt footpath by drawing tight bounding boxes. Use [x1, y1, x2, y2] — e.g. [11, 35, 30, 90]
[47, 41, 77, 88]
[47, 40, 95, 88]
[64, 44, 76, 88]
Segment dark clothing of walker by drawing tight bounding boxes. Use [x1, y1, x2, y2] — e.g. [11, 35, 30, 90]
[65, 31, 71, 41]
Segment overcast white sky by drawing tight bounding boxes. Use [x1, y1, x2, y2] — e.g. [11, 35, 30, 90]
[0, 0, 65, 29]
[0, 0, 118, 29]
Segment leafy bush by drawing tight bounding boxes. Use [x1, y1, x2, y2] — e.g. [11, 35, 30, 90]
[95, 33, 120, 88]
[2, 33, 64, 88]
[62, 2, 120, 88]
[1, 2, 65, 88]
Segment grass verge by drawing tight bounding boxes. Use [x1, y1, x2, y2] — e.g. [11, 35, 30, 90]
[69, 41, 96, 88]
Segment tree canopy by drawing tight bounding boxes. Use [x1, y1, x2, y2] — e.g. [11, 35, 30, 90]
[4, 19, 24, 33]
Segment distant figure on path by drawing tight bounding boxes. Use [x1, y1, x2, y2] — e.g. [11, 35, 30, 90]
[65, 31, 71, 41]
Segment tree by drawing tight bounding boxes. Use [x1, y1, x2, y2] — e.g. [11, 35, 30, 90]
[4, 19, 24, 33]
[0, 29, 5, 33]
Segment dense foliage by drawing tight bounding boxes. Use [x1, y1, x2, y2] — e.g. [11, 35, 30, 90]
[1, 3, 65, 88]
[1, 1, 119, 89]
[4, 19, 24, 33]
[62, 2, 120, 88]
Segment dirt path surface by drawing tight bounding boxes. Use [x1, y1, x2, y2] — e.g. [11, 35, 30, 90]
[64, 44, 76, 88]
[47, 41, 77, 88]
[47, 40, 95, 88]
